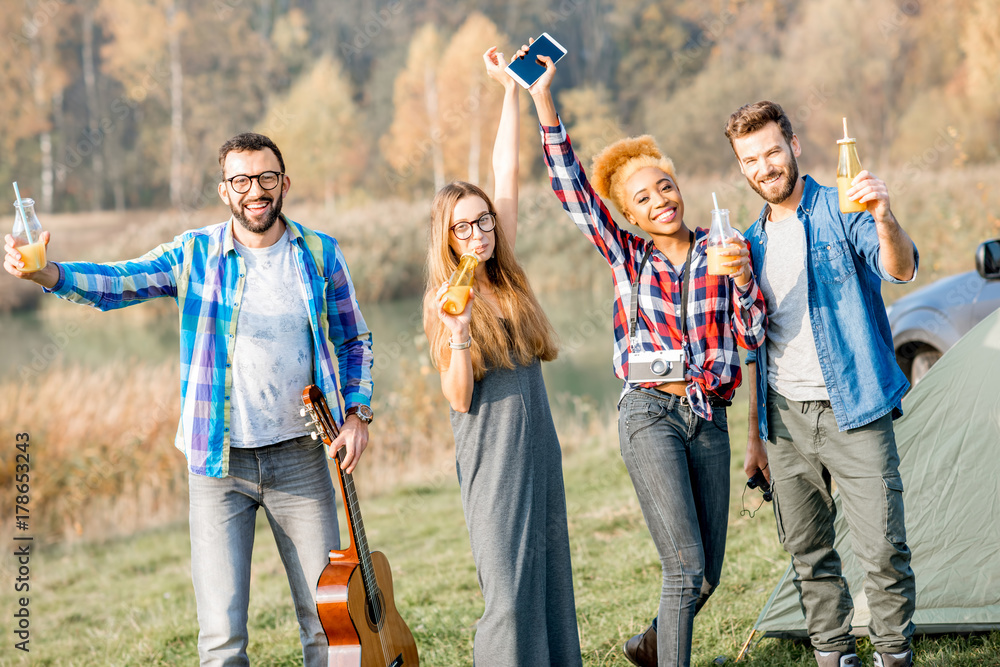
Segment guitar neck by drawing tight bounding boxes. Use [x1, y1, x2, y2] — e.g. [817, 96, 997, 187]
[303, 385, 382, 609]
[336, 457, 379, 602]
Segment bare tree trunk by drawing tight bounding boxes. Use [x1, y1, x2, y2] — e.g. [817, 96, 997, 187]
[82, 5, 105, 211]
[424, 66, 445, 191]
[28, 38, 53, 213]
[168, 0, 184, 209]
[110, 156, 126, 212]
[52, 88, 65, 191]
[467, 85, 481, 184]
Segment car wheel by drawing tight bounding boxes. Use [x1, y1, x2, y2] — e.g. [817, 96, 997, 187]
[910, 349, 942, 384]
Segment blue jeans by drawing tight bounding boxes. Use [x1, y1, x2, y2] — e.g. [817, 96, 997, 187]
[188, 435, 339, 666]
[618, 389, 731, 667]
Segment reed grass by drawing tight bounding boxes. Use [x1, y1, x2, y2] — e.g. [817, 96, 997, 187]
[0, 354, 466, 546]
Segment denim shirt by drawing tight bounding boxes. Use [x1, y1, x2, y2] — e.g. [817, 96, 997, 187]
[745, 175, 919, 437]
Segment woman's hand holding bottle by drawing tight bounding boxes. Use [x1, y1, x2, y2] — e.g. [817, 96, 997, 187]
[435, 280, 474, 345]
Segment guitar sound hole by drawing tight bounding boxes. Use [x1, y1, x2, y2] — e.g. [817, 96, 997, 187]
[365, 589, 386, 632]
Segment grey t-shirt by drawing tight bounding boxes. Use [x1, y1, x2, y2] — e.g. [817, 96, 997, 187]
[230, 229, 314, 447]
[761, 213, 830, 401]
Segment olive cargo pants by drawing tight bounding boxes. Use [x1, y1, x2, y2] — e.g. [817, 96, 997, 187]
[766, 388, 916, 655]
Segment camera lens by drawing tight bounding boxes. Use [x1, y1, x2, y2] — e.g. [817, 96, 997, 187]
[650, 359, 671, 376]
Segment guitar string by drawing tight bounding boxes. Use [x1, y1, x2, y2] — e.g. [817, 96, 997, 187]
[345, 466, 391, 663]
[318, 394, 393, 664]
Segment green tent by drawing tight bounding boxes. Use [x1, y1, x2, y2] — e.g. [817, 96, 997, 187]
[740, 308, 1000, 658]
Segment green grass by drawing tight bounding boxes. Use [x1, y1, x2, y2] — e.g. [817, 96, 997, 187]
[2, 401, 999, 666]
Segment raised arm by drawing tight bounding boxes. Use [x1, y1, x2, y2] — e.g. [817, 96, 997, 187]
[846, 170, 917, 282]
[5, 231, 182, 310]
[517, 43, 632, 269]
[516, 39, 558, 126]
[484, 46, 520, 246]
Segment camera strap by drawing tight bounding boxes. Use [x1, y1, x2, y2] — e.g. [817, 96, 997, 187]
[628, 231, 695, 353]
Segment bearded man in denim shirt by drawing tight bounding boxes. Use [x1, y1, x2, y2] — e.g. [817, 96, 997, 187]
[4, 132, 374, 666]
[724, 101, 917, 667]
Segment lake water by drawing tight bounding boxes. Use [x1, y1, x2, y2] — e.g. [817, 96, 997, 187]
[0, 288, 624, 407]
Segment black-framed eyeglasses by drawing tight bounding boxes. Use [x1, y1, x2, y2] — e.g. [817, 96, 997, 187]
[450, 212, 497, 240]
[225, 171, 284, 194]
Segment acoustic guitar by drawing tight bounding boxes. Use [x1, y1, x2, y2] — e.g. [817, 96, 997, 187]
[301, 385, 419, 667]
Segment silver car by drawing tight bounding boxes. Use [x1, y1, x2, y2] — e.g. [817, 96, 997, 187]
[888, 239, 1000, 384]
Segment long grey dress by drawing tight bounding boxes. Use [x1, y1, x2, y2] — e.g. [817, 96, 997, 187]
[451, 357, 583, 667]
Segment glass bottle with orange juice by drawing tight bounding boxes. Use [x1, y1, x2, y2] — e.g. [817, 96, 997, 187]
[12, 197, 47, 273]
[706, 200, 739, 276]
[442, 253, 479, 315]
[837, 117, 866, 214]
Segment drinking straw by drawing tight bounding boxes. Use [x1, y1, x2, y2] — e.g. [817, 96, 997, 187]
[712, 192, 720, 211]
[12, 182, 33, 244]
[843, 117, 849, 140]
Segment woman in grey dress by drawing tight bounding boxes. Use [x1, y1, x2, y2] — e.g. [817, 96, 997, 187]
[421, 47, 582, 667]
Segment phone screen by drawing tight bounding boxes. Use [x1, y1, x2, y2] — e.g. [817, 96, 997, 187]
[505, 33, 567, 89]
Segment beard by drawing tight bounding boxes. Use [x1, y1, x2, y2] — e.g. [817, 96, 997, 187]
[748, 157, 800, 205]
[230, 191, 283, 235]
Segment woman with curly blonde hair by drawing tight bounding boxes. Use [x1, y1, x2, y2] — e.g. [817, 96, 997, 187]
[421, 47, 581, 667]
[519, 42, 767, 667]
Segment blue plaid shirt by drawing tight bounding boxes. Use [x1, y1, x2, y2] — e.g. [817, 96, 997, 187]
[48, 216, 374, 477]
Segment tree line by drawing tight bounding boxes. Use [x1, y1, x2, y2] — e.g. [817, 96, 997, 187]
[2, 0, 997, 215]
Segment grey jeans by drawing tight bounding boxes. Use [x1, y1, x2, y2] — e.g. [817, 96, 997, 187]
[766, 388, 916, 654]
[619, 389, 730, 667]
[188, 435, 340, 667]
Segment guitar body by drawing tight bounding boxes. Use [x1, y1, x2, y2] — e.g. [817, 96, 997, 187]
[316, 552, 418, 667]
[302, 385, 419, 667]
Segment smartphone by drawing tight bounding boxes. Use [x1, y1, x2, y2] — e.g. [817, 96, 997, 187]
[505, 32, 567, 89]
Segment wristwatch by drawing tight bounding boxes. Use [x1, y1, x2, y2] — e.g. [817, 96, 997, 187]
[345, 404, 374, 424]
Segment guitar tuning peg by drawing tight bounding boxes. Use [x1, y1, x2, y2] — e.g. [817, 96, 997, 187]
[299, 408, 307, 417]
[310, 432, 319, 440]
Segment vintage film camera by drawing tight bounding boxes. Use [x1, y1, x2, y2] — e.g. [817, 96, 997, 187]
[627, 349, 685, 384]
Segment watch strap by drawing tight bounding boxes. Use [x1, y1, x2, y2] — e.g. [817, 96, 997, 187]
[345, 405, 374, 424]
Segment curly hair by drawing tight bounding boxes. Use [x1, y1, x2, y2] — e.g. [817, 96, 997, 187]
[590, 135, 676, 217]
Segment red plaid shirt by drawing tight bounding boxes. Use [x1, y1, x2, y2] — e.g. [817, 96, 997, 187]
[541, 121, 766, 419]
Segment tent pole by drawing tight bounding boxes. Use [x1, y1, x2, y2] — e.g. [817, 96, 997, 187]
[736, 628, 757, 662]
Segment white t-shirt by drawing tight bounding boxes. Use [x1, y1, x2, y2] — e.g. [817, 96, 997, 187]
[229, 229, 314, 447]
[761, 214, 830, 401]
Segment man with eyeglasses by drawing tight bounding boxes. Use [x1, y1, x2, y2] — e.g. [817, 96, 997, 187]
[3, 132, 374, 666]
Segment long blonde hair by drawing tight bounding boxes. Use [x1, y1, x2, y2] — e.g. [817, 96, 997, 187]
[423, 181, 558, 380]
